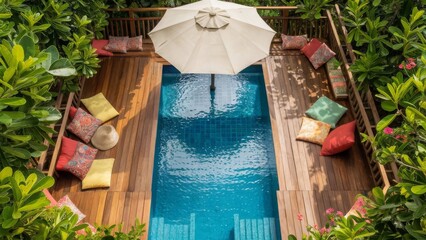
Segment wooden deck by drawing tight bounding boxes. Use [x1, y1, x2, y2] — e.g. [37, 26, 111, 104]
[51, 48, 374, 239]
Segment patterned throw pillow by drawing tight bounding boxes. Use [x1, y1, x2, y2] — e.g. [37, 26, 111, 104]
[63, 142, 98, 180]
[104, 36, 129, 53]
[301, 38, 336, 69]
[296, 117, 331, 145]
[91, 39, 113, 57]
[127, 36, 143, 51]
[281, 34, 308, 50]
[305, 96, 347, 128]
[57, 195, 86, 223]
[67, 108, 102, 143]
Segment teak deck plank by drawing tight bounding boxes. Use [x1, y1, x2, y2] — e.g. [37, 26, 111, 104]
[51, 45, 374, 239]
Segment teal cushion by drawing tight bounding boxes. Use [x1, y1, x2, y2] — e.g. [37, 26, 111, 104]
[305, 96, 347, 128]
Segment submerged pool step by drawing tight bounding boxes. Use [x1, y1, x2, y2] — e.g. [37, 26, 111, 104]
[150, 213, 195, 240]
[234, 214, 277, 240]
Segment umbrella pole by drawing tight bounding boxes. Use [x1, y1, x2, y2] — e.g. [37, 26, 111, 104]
[210, 74, 216, 91]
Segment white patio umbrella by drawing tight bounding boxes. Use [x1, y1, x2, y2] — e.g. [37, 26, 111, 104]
[148, 0, 276, 89]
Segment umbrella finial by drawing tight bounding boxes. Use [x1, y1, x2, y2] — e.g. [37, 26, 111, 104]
[195, 7, 230, 29]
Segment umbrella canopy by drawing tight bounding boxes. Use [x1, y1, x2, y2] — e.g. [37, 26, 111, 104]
[148, 0, 276, 75]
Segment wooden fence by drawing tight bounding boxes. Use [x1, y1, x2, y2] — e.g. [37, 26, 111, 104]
[104, 7, 329, 40]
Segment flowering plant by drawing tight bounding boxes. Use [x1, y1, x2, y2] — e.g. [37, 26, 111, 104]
[289, 207, 375, 240]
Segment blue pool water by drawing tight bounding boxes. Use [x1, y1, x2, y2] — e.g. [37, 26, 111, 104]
[149, 65, 280, 240]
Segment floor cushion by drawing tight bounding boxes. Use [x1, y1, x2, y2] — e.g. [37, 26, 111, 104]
[104, 36, 129, 53]
[326, 58, 348, 99]
[301, 38, 335, 69]
[82, 158, 115, 190]
[56, 136, 78, 171]
[281, 34, 308, 50]
[81, 93, 119, 123]
[91, 39, 113, 57]
[127, 35, 143, 51]
[305, 96, 347, 128]
[57, 195, 86, 223]
[321, 121, 356, 156]
[296, 117, 331, 145]
[67, 108, 102, 143]
[56, 137, 98, 180]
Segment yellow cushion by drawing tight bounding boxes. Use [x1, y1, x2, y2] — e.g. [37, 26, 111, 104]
[296, 117, 331, 145]
[82, 158, 115, 190]
[81, 93, 119, 123]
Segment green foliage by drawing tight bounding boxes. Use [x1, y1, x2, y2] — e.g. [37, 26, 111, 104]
[0, 167, 54, 237]
[0, 167, 145, 239]
[288, 207, 375, 240]
[81, 219, 146, 240]
[367, 56, 426, 239]
[349, 51, 389, 89]
[0, 37, 75, 168]
[388, 7, 426, 58]
[295, 0, 331, 20]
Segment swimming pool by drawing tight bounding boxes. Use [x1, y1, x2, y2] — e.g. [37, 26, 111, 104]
[149, 65, 280, 240]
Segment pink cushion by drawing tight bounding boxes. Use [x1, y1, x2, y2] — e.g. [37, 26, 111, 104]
[127, 36, 143, 51]
[67, 108, 102, 143]
[56, 136, 78, 171]
[320, 121, 356, 156]
[301, 38, 322, 58]
[62, 142, 98, 180]
[309, 43, 336, 69]
[104, 36, 129, 53]
[281, 34, 308, 50]
[92, 40, 113, 57]
[57, 195, 86, 223]
[43, 189, 57, 205]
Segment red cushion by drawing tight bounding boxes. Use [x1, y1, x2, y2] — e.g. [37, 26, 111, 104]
[69, 106, 77, 119]
[56, 136, 78, 171]
[92, 40, 113, 57]
[320, 121, 356, 156]
[301, 38, 322, 58]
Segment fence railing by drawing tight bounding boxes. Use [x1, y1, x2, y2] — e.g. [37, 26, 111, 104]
[328, 6, 399, 189]
[104, 7, 329, 40]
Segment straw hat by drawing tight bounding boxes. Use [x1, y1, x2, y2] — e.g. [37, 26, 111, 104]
[91, 125, 119, 150]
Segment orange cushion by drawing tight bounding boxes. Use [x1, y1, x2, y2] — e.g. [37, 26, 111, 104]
[92, 39, 113, 57]
[56, 136, 78, 171]
[320, 121, 356, 156]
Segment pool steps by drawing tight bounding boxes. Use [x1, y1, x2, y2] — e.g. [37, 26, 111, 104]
[234, 214, 277, 240]
[150, 213, 195, 240]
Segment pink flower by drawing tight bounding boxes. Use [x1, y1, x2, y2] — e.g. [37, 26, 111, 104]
[320, 227, 326, 235]
[398, 63, 404, 69]
[314, 224, 318, 230]
[406, 64, 413, 70]
[410, 62, 417, 67]
[297, 213, 303, 221]
[326, 208, 334, 214]
[407, 58, 415, 63]
[337, 211, 344, 217]
[384, 127, 393, 135]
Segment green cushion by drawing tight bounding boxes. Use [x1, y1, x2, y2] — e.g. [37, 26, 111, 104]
[305, 96, 347, 128]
